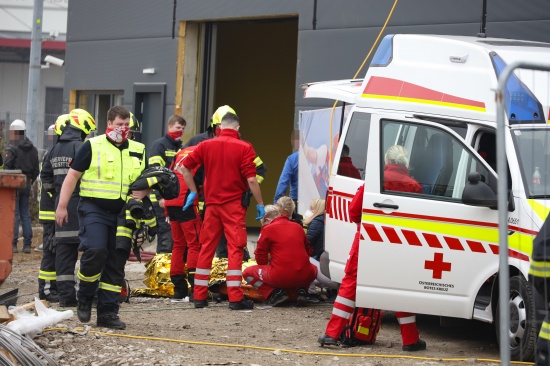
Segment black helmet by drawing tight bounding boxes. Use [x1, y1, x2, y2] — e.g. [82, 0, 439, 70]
[130, 166, 179, 200]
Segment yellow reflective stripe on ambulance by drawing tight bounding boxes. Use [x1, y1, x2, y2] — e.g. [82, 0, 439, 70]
[527, 199, 550, 222]
[362, 212, 498, 242]
[361, 212, 533, 259]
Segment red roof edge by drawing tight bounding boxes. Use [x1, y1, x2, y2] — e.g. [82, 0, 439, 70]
[0, 38, 66, 51]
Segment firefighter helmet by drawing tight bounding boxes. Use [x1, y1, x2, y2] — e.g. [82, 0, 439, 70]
[130, 166, 180, 200]
[69, 108, 96, 135]
[129, 112, 141, 133]
[211, 105, 236, 128]
[9, 119, 26, 131]
[54, 114, 70, 135]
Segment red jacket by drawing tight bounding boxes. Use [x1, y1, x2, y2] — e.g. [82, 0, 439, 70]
[384, 164, 422, 194]
[181, 129, 257, 205]
[165, 146, 199, 208]
[349, 184, 364, 224]
[255, 216, 317, 285]
[337, 157, 361, 179]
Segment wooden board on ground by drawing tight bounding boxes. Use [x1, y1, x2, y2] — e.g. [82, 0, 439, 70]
[0, 305, 12, 322]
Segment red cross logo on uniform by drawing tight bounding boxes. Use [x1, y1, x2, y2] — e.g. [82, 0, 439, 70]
[425, 252, 451, 279]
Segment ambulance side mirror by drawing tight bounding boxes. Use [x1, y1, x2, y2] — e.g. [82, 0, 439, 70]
[462, 172, 498, 209]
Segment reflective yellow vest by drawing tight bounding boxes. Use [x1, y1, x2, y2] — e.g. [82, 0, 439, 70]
[80, 135, 146, 200]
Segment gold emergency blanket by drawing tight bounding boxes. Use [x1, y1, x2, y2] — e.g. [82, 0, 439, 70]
[131, 253, 175, 297]
[130, 254, 258, 297]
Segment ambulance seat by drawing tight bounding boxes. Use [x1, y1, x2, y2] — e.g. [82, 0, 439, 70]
[415, 133, 453, 196]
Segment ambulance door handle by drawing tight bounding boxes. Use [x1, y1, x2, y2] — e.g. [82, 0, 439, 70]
[374, 202, 399, 210]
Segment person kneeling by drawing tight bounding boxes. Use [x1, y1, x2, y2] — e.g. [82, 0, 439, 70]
[243, 202, 317, 307]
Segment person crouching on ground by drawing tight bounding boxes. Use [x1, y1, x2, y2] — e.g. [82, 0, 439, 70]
[243, 198, 318, 307]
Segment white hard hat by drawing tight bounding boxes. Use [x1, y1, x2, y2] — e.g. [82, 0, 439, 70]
[47, 124, 55, 135]
[10, 119, 26, 131]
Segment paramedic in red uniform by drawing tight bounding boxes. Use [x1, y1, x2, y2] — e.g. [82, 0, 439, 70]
[337, 144, 361, 179]
[179, 112, 265, 310]
[165, 145, 202, 302]
[243, 198, 318, 307]
[318, 145, 426, 351]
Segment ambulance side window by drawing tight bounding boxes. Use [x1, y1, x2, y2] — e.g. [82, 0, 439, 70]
[337, 112, 370, 180]
[381, 120, 494, 201]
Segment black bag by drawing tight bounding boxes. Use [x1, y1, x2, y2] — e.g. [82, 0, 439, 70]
[340, 308, 383, 347]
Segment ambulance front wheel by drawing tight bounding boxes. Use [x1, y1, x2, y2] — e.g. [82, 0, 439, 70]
[495, 275, 537, 361]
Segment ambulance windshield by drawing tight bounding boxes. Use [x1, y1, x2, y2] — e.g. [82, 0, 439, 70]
[512, 128, 550, 198]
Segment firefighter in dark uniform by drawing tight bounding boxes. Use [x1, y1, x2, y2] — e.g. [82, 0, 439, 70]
[55, 105, 148, 329]
[42, 110, 96, 307]
[530, 214, 550, 365]
[147, 114, 186, 254]
[184, 105, 266, 260]
[37, 121, 62, 302]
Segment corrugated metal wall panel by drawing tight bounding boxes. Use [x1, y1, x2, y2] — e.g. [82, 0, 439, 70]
[67, 0, 174, 41]
[65, 0, 550, 125]
[64, 37, 178, 107]
[177, 0, 313, 29]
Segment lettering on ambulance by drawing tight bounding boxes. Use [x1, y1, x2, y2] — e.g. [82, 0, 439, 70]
[419, 280, 455, 292]
[507, 217, 519, 226]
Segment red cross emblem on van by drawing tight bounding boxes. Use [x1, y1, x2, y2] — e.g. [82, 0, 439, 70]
[425, 252, 451, 279]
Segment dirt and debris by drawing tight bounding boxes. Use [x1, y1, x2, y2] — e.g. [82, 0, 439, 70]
[1, 235, 506, 365]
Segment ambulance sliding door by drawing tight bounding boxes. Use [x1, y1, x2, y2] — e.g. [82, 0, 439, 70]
[356, 117, 499, 319]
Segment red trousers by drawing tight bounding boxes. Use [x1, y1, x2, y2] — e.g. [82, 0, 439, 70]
[169, 218, 201, 276]
[194, 200, 247, 302]
[243, 263, 317, 299]
[325, 231, 420, 346]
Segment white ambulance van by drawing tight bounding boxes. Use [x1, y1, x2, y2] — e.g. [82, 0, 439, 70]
[304, 34, 550, 360]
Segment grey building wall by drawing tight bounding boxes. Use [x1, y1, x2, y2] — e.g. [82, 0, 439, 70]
[64, 0, 550, 125]
[64, 1, 178, 123]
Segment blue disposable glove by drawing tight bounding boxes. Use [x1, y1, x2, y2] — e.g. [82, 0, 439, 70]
[256, 204, 265, 220]
[182, 191, 197, 211]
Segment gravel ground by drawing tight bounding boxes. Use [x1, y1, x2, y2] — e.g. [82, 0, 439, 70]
[0, 231, 514, 366]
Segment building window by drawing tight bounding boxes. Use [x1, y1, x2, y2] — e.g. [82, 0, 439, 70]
[76, 91, 124, 133]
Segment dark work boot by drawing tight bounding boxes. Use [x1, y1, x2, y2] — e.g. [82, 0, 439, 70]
[263, 289, 289, 307]
[12, 245, 18, 254]
[97, 314, 126, 330]
[402, 339, 427, 352]
[296, 289, 307, 307]
[318, 334, 339, 347]
[228, 299, 254, 310]
[194, 299, 208, 308]
[40, 292, 59, 303]
[77, 302, 92, 323]
[22, 245, 31, 254]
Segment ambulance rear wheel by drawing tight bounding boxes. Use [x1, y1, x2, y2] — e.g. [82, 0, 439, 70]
[495, 275, 536, 361]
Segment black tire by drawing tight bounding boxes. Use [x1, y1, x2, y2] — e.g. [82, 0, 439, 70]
[495, 275, 537, 361]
